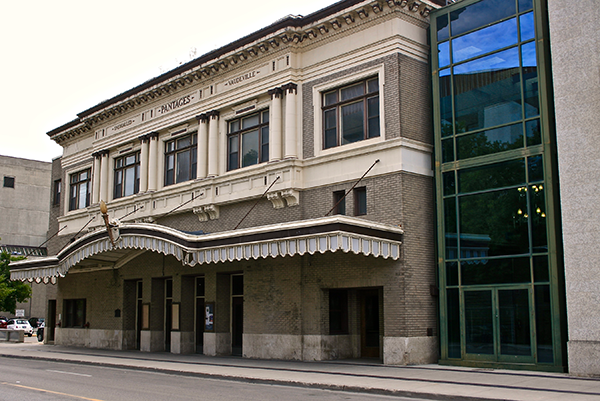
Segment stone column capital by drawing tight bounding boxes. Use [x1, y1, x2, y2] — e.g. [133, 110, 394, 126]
[268, 87, 283, 98]
[92, 149, 110, 158]
[282, 83, 298, 94]
[196, 113, 209, 123]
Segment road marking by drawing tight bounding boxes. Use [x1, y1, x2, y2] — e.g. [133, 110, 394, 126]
[1, 382, 103, 401]
[46, 369, 93, 377]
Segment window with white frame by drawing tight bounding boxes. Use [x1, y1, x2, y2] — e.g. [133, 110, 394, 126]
[69, 169, 91, 211]
[165, 133, 197, 186]
[114, 151, 140, 199]
[227, 110, 269, 171]
[322, 77, 380, 149]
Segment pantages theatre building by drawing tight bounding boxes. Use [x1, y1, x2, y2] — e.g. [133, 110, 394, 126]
[12, 0, 587, 374]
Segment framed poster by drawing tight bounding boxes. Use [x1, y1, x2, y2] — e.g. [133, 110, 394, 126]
[205, 302, 214, 331]
[141, 303, 150, 330]
[172, 303, 180, 331]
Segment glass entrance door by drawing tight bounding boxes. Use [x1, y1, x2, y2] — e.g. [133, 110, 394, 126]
[464, 287, 534, 363]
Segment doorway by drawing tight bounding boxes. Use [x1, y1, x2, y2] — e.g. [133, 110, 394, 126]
[464, 286, 534, 363]
[360, 289, 380, 358]
[165, 278, 173, 352]
[135, 281, 143, 350]
[47, 300, 56, 342]
[231, 274, 243, 356]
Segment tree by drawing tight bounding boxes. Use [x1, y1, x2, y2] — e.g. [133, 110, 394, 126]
[0, 251, 31, 314]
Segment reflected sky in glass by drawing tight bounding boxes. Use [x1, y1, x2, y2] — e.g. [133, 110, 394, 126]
[519, 0, 533, 12]
[520, 12, 535, 42]
[450, 0, 516, 37]
[437, 14, 449, 41]
[439, 41, 450, 68]
[453, 18, 517, 64]
[454, 47, 519, 75]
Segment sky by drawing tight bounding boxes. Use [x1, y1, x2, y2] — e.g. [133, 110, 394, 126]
[0, 0, 340, 163]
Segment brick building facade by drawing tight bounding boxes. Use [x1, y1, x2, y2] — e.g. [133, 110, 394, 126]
[11, 0, 443, 364]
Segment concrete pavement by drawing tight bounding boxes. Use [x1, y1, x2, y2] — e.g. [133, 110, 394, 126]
[1, 338, 599, 401]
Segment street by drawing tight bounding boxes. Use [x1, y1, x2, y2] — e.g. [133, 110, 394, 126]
[0, 358, 425, 401]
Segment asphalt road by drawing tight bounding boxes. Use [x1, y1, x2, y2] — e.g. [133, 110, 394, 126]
[0, 358, 425, 401]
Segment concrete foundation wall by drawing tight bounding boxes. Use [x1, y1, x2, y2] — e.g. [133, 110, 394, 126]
[383, 336, 438, 365]
[55, 328, 126, 350]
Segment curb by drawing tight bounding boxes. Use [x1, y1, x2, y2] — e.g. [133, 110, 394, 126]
[0, 353, 500, 401]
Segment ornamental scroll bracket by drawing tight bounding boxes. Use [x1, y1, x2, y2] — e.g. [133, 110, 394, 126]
[193, 205, 220, 221]
[267, 190, 299, 209]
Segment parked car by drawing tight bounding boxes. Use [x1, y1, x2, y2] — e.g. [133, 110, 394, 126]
[29, 317, 44, 328]
[0, 317, 7, 329]
[6, 319, 33, 336]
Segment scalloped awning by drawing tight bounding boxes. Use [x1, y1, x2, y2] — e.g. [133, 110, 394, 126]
[10, 216, 403, 283]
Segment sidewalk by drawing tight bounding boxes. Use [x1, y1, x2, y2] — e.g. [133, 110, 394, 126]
[1, 339, 599, 401]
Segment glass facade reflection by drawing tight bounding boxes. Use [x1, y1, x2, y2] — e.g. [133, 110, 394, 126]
[432, 0, 565, 372]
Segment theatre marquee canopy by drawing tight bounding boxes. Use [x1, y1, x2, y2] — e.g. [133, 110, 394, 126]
[10, 216, 403, 283]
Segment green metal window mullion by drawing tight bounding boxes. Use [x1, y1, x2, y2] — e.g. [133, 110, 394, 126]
[432, 13, 453, 361]
[532, 0, 565, 370]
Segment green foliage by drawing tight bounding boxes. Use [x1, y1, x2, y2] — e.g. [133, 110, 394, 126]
[0, 251, 31, 314]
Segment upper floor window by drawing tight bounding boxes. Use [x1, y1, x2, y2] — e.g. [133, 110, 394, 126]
[3, 176, 14, 188]
[165, 133, 197, 186]
[333, 190, 346, 215]
[114, 152, 140, 199]
[53, 179, 61, 205]
[322, 77, 380, 149]
[354, 186, 367, 216]
[227, 110, 269, 171]
[69, 169, 90, 211]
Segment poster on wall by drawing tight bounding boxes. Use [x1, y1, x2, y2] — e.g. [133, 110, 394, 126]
[205, 303, 214, 331]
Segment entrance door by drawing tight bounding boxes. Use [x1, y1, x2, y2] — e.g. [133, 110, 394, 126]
[136, 281, 143, 350]
[47, 300, 56, 342]
[464, 287, 534, 363]
[165, 279, 173, 352]
[360, 289, 380, 358]
[231, 274, 243, 356]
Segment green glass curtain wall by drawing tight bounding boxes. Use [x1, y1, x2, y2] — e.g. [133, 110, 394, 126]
[431, 0, 565, 372]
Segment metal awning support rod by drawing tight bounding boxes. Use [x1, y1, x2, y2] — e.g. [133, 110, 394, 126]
[120, 204, 143, 220]
[161, 193, 195, 220]
[235, 176, 280, 230]
[325, 159, 380, 217]
[38, 225, 68, 248]
[56, 215, 96, 255]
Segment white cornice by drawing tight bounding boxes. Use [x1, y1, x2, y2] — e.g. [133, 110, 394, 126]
[49, 0, 438, 145]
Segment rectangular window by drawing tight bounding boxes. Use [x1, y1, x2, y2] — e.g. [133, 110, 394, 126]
[227, 110, 269, 171]
[165, 133, 197, 186]
[114, 152, 140, 199]
[53, 179, 61, 205]
[354, 186, 367, 216]
[333, 190, 346, 215]
[3, 176, 14, 188]
[69, 169, 91, 211]
[322, 77, 379, 149]
[329, 289, 348, 334]
[63, 299, 86, 328]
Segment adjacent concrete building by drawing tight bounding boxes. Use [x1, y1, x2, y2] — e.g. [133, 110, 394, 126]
[547, 0, 600, 377]
[0, 155, 51, 252]
[0, 155, 52, 319]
